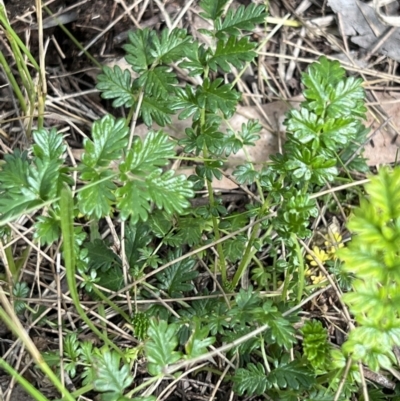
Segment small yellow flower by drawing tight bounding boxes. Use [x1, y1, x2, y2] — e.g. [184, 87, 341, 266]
[324, 232, 344, 259]
[306, 246, 329, 267]
[310, 272, 326, 285]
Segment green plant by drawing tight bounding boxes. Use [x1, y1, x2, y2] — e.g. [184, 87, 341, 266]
[2, 0, 396, 400]
[339, 167, 400, 371]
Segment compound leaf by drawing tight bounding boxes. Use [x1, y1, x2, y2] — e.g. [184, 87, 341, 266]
[78, 170, 116, 218]
[151, 28, 192, 64]
[34, 212, 60, 245]
[209, 36, 257, 73]
[116, 180, 151, 222]
[33, 128, 66, 161]
[216, 4, 266, 38]
[124, 29, 155, 73]
[140, 96, 175, 126]
[146, 170, 193, 215]
[233, 162, 259, 185]
[92, 351, 133, 394]
[184, 319, 215, 358]
[199, 0, 229, 20]
[266, 316, 296, 350]
[82, 115, 129, 168]
[145, 319, 182, 376]
[156, 250, 198, 297]
[85, 239, 119, 272]
[125, 130, 175, 173]
[269, 360, 315, 390]
[200, 78, 240, 118]
[97, 66, 135, 108]
[327, 77, 366, 118]
[138, 66, 177, 99]
[233, 362, 268, 396]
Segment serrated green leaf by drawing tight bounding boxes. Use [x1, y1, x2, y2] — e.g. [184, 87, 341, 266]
[223, 235, 247, 262]
[200, 78, 240, 117]
[140, 96, 175, 126]
[151, 28, 192, 64]
[265, 316, 296, 350]
[239, 120, 261, 145]
[78, 170, 116, 218]
[148, 210, 173, 238]
[79, 341, 95, 363]
[327, 77, 366, 118]
[13, 282, 29, 315]
[97, 265, 125, 292]
[301, 320, 331, 370]
[233, 162, 259, 184]
[301, 59, 337, 116]
[125, 130, 175, 173]
[184, 319, 215, 358]
[146, 170, 193, 214]
[138, 66, 177, 99]
[365, 167, 400, 221]
[215, 4, 267, 37]
[233, 362, 268, 396]
[173, 85, 202, 121]
[28, 158, 60, 200]
[196, 160, 224, 181]
[145, 319, 182, 375]
[82, 115, 129, 168]
[320, 117, 358, 150]
[310, 56, 345, 86]
[199, 0, 229, 20]
[124, 222, 152, 269]
[116, 180, 151, 222]
[33, 128, 66, 161]
[0, 191, 38, 220]
[285, 147, 337, 184]
[124, 29, 155, 73]
[268, 360, 315, 390]
[0, 142, 66, 219]
[93, 351, 133, 394]
[286, 108, 321, 144]
[85, 239, 120, 272]
[178, 43, 209, 77]
[176, 216, 208, 246]
[34, 212, 60, 245]
[156, 250, 198, 297]
[228, 287, 262, 329]
[0, 150, 30, 192]
[208, 36, 257, 73]
[97, 66, 135, 108]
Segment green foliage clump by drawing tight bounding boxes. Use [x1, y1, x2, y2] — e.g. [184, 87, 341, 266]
[2, 0, 396, 400]
[340, 167, 400, 371]
[301, 320, 332, 371]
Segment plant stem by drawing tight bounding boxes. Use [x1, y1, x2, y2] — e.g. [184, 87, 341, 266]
[202, 146, 227, 283]
[231, 203, 272, 288]
[59, 185, 125, 358]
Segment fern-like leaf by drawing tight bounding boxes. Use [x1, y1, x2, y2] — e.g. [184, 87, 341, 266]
[199, 0, 229, 20]
[138, 67, 177, 99]
[81, 115, 129, 168]
[208, 36, 257, 73]
[145, 319, 182, 376]
[96, 65, 135, 108]
[92, 350, 133, 395]
[233, 362, 268, 396]
[156, 250, 198, 297]
[124, 29, 155, 73]
[215, 4, 266, 38]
